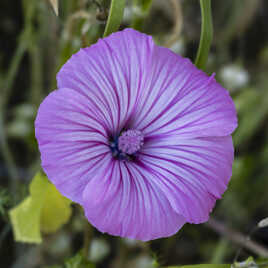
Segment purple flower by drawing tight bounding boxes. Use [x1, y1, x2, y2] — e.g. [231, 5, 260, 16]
[35, 28, 237, 241]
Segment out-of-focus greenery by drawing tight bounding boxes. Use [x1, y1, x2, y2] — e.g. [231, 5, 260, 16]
[1, 0, 268, 267]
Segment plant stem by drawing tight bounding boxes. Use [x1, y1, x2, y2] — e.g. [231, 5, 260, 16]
[1, 34, 27, 110]
[82, 222, 92, 259]
[164, 0, 183, 48]
[211, 238, 229, 264]
[103, 0, 126, 37]
[194, 0, 213, 71]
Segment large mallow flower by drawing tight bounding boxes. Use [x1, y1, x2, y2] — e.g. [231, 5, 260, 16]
[35, 28, 237, 241]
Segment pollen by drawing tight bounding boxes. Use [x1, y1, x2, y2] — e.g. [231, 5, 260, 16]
[118, 129, 144, 155]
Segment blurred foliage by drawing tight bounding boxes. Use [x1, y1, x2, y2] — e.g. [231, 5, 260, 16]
[63, 253, 95, 268]
[0, 187, 11, 219]
[168, 265, 230, 268]
[44, 252, 95, 268]
[48, 0, 59, 16]
[1, 0, 268, 267]
[131, 0, 153, 30]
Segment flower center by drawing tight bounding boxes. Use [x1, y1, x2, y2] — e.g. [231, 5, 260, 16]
[118, 129, 144, 154]
[110, 129, 144, 160]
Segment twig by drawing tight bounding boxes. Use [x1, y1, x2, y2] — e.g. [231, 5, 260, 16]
[205, 218, 268, 258]
[0, 115, 19, 184]
[164, 0, 183, 48]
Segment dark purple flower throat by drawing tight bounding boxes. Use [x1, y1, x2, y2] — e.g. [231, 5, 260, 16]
[110, 129, 144, 161]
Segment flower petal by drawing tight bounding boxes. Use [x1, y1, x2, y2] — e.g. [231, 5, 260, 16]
[35, 88, 111, 204]
[82, 160, 186, 241]
[132, 45, 237, 138]
[57, 28, 237, 138]
[57, 29, 155, 135]
[139, 135, 234, 223]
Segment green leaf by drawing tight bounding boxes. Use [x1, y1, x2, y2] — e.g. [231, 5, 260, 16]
[233, 257, 258, 267]
[9, 173, 49, 243]
[103, 0, 126, 37]
[167, 265, 230, 268]
[194, 0, 213, 71]
[9, 196, 43, 243]
[40, 183, 72, 233]
[9, 172, 72, 244]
